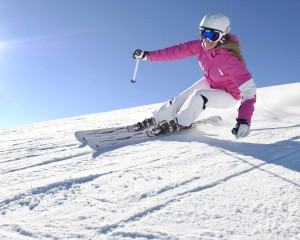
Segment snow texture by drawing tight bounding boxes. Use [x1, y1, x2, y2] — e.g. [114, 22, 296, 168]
[0, 83, 299, 240]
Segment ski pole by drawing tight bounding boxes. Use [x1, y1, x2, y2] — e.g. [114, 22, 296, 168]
[131, 59, 140, 83]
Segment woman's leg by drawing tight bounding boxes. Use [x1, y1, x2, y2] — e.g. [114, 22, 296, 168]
[177, 89, 238, 126]
[153, 77, 210, 123]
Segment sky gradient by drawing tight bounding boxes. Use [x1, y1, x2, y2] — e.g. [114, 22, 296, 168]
[0, 0, 299, 128]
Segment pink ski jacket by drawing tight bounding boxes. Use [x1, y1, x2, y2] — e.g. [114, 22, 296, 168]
[147, 34, 256, 125]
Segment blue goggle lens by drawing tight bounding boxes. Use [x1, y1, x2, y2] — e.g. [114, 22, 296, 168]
[201, 28, 221, 42]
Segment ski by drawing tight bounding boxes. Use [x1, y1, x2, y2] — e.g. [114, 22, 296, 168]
[75, 126, 129, 143]
[74, 117, 155, 143]
[86, 116, 221, 151]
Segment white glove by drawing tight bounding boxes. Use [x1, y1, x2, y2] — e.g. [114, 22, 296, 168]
[232, 120, 250, 139]
[132, 49, 148, 60]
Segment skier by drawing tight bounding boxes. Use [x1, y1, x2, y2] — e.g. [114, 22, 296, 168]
[132, 12, 256, 138]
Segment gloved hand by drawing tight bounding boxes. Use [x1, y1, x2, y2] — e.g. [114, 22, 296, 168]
[132, 49, 148, 60]
[232, 119, 250, 139]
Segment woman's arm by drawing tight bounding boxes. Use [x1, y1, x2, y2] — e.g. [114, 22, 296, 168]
[147, 40, 202, 62]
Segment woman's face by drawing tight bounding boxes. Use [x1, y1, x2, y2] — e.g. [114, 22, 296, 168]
[202, 39, 219, 50]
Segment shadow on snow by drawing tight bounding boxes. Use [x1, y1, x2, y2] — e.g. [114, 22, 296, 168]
[92, 124, 300, 177]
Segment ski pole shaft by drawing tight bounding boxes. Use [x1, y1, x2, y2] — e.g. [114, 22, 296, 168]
[131, 59, 140, 83]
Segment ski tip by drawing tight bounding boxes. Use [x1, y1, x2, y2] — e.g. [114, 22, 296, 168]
[202, 115, 222, 122]
[74, 132, 85, 143]
[214, 115, 222, 121]
[212, 115, 222, 120]
[211, 115, 222, 124]
[86, 138, 101, 151]
[194, 115, 222, 127]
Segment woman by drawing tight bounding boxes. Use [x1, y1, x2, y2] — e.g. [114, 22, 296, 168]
[133, 13, 256, 138]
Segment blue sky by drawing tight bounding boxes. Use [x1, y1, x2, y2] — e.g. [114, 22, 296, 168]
[0, 0, 299, 129]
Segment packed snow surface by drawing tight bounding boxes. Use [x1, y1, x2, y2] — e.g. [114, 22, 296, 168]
[0, 83, 299, 240]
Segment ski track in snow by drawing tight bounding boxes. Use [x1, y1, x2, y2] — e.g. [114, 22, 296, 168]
[0, 83, 300, 240]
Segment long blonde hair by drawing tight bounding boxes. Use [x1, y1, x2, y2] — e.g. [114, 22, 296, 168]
[220, 34, 246, 65]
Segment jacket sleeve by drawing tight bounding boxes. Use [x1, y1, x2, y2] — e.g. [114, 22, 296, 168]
[223, 57, 256, 125]
[147, 40, 202, 62]
[237, 79, 256, 125]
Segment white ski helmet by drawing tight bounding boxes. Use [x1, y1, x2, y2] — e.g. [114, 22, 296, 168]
[199, 13, 231, 34]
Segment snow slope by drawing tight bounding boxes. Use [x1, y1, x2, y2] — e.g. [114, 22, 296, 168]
[0, 83, 299, 240]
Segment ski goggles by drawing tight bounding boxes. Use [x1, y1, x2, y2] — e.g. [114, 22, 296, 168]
[200, 27, 223, 42]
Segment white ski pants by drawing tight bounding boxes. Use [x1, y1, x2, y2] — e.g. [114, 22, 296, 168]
[153, 77, 239, 126]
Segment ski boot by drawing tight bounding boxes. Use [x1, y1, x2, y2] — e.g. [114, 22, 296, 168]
[129, 117, 156, 131]
[149, 119, 183, 136]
